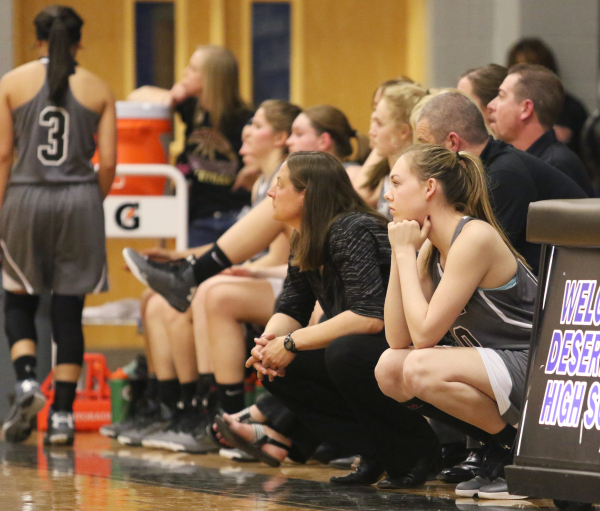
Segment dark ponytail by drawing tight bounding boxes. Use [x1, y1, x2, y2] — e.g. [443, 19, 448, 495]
[34, 5, 83, 105]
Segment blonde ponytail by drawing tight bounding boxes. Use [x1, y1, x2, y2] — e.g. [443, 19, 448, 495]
[401, 145, 530, 271]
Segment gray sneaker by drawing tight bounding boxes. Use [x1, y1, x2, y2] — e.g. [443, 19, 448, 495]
[455, 475, 491, 497]
[141, 402, 189, 450]
[477, 477, 528, 500]
[99, 416, 138, 438]
[2, 379, 46, 443]
[165, 407, 220, 454]
[117, 402, 174, 446]
[122, 248, 197, 312]
[169, 426, 220, 454]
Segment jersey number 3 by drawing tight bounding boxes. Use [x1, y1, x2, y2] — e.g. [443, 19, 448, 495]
[37, 106, 70, 166]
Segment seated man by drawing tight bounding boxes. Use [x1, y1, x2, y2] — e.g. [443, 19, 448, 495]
[415, 91, 587, 275]
[488, 63, 593, 196]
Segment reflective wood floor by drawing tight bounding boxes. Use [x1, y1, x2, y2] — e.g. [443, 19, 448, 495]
[0, 433, 569, 511]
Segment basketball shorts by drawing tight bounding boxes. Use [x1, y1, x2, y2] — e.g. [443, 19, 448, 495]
[0, 182, 108, 295]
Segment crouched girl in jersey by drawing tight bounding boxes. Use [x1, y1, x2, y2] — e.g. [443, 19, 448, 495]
[375, 144, 537, 499]
[0, 5, 116, 445]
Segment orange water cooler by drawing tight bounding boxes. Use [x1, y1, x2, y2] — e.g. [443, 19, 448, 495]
[107, 101, 173, 195]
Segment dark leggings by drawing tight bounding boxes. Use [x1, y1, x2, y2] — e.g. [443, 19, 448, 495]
[263, 331, 440, 477]
[5, 291, 85, 366]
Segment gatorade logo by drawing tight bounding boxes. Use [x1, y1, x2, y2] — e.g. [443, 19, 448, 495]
[116, 203, 140, 230]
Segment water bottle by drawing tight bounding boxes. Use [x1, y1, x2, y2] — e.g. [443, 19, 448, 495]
[109, 368, 130, 423]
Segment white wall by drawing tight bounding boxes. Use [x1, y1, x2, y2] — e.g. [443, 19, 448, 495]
[0, 0, 12, 77]
[426, 0, 495, 88]
[426, 0, 599, 111]
[520, 0, 598, 112]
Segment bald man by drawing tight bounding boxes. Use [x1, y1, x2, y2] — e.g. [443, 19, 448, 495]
[416, 91, 587, 275]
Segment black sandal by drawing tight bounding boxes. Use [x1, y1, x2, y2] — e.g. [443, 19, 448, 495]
[214, 415, 290, 468]
[209, 408, 258, 448]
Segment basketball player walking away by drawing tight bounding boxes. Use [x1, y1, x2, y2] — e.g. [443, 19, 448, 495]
[0, 5, 116, 445]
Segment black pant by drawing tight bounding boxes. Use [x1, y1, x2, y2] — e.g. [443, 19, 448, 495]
[263, 332, 439, 477]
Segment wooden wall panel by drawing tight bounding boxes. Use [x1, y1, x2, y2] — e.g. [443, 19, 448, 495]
[302, 0, 408, 133]
[185, 0, 212, 64]
[14, 0, 128, 99]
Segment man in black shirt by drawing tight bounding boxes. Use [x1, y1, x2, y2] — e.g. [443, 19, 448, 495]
[416, 91, 587, 275]
[487, 64, 593, 196]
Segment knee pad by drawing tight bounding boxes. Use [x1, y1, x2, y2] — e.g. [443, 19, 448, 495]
[4, 291, 39, 348]
[51, 295, 85, 366]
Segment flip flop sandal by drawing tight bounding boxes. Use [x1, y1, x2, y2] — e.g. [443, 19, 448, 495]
[209, 408, 258, 447]
[214, 415, 290, 468]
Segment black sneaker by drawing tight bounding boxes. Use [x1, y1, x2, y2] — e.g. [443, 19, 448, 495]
[437, 447, 482, 483]
[44, 408, 75, 446]
[122, 248, 197, 312]
[168, 394, 221, 454]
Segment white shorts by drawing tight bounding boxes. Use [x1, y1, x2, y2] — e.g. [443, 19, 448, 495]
[475, 347, 529, 426]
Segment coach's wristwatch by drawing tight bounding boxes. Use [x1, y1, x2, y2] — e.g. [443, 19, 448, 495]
[284, 333, 299, 354]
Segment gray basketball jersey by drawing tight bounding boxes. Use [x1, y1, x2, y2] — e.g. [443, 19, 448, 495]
[10, 63, 100, 184]
[430, 216, 537, 350]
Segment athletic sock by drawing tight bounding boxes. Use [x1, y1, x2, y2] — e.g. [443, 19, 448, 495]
[180, 380, 198, 405]
[192, 244, 232, 285]
[157, 378, 180, 410]
[403, 398, 493, 443]
[145, 374, 158, 400]
[53, 381, 77, 413]
[13, 355, 37, 381]
[491, 424, 517, 450]
[197, 373, 216, 397]
[217, 382, 245, 414]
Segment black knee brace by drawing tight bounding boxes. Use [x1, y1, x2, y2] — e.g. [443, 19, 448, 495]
[4, 291, 40, 348]
[51, 295, 85, 366]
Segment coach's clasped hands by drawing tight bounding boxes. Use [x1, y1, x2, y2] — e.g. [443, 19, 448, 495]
[245, 333, 296, 382]
[388, 216, 431, 253]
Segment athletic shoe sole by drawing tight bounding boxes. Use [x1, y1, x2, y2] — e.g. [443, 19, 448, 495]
[44, 433, 74, 446]
[99, 426, 118, 438]
[141, 438, 172, 450]
[122, 249, 150, 287]
[169, 440, 220, 454]
[117, 435, 139, 446]
[455, 488, 481, 498]
[477, 491, 528, 500]
[2, 392, 46, 443]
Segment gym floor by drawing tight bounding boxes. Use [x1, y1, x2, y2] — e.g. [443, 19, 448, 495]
[0, 433, 562, 511]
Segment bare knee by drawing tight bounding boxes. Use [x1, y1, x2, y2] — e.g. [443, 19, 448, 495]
[192, 276, 219, 307]
[204, 281, 236, 316]
[375, 349, 408, 398]
[402, 350, 436, 398]
[145, 294, 168, 320]
[163, 304, 190, 324]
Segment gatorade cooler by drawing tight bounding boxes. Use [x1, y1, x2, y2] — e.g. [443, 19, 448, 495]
[37, 353, 112, 432]
[107, 101, 172, 195]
